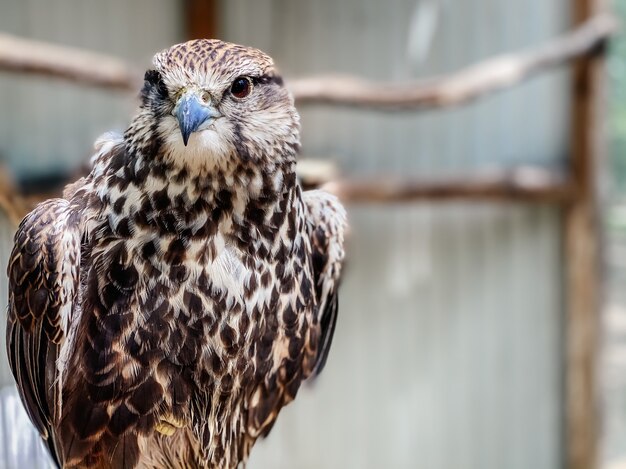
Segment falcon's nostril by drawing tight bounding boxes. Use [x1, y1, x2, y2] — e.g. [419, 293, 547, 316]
[175, 91, 220, 146]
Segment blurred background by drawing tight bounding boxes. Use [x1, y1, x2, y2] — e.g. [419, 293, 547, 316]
[0, 0, 620, 468]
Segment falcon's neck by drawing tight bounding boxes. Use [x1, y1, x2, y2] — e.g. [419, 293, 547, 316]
[91, 137, 301, 253]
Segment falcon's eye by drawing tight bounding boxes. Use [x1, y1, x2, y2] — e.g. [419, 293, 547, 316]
[230, 77, 252, 99]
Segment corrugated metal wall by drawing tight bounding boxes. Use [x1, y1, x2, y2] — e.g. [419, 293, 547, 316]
[0, 1, 573, 468]
[219, 1, 569, 469]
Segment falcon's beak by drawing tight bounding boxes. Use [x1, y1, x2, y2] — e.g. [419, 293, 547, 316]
[174, 91, 220, 146]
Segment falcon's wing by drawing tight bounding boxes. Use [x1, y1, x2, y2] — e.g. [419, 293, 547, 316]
[302, 190, 347, 376]
[6, 198, 81, 465]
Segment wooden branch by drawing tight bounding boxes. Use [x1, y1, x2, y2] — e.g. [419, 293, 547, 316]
[318, 167, 575, 203]
[3, 165, 574, 225]
[289, 13, 617, 110]
[0, 33, 141, 91]
[0, 13, 617, 108]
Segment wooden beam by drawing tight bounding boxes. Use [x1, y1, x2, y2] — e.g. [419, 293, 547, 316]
[320, 168, 575, 204]
[0, 33, 142, 91]
[185, 0, 219, 40]
[564, 0, 605, 468]
[289, 13, 617, 110]
[0, 13, 616, 107]
[3, 165, 576, 228]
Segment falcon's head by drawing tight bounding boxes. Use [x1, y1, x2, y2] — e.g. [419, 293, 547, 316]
[131, 39, 300, 171]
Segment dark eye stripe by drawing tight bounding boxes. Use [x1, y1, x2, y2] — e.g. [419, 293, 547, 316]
[144, 70, 161, 85]
[251, 74, 284, 87]
[142, 70, 168, 100]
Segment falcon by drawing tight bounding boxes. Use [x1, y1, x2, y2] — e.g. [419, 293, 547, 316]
[6, 39, 347, 469]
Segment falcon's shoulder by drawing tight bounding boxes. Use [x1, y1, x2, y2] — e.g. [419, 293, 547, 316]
[6, 197, 82, 463]
[302, 189, 347, 376]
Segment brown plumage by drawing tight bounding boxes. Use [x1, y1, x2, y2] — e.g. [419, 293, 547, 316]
[6, 39, 347, 468]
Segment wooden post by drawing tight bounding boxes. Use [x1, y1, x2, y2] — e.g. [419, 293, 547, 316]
[185, 0, 219, 40]
[565, 0, 606, 468]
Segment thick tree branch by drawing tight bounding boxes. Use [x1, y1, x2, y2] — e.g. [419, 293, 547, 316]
[289, 13, 617, 109]
[0, 33, 141, 91]
[319, 167, 575, 203]
[0, 14, 617, 109]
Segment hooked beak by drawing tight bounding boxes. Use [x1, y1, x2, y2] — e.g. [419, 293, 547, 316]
[175, 91, 220, 146]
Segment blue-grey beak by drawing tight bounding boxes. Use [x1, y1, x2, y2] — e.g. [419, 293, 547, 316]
[175, 92, 220, 146]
